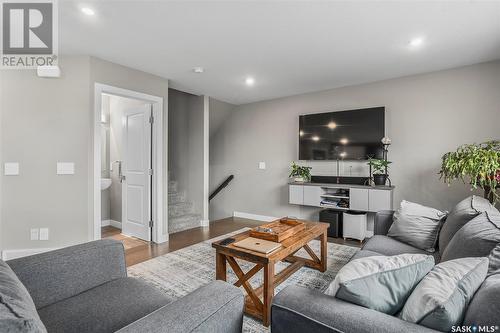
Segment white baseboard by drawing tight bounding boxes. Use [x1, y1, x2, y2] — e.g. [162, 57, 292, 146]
[101, 220, 122, 229]
[200, 219, 210, 227]
[233, 211, 277, 222]
[1, 247, 59, 261]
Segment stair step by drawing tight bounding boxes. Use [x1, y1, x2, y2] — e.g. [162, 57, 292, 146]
[168, 192, 185, 204]
[168, 202, 194, 218]
[168, 214, 201, 234]
[168, 180, 178, 193]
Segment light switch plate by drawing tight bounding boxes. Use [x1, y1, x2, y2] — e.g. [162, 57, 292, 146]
[4, 162, 19, 176]
[39, 228, 49, 241]
[57, 162, 75, 175]
[258, 162, 266, 170]
[30, 228, 39, 241]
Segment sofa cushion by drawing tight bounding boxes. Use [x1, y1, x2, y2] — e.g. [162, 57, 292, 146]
[350, 249, 381, 260]
[362, 235, 441, 262]
[463, 273, 500, 327]
[0, 260, 47, 333]
[387, 200, 447, 252]
[38, 277, 169, 333]
[325, 254, 434, 315]
[400, 257, 489, 332]
[439, 195, 494, 255]
[441, 211, 500, 266]
[489, 243, 500, 276]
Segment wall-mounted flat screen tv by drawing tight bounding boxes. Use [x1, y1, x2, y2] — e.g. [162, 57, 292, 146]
[299, 107, 385, 160]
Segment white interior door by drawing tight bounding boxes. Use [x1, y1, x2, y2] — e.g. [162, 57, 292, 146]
[122, 104, 152, 241]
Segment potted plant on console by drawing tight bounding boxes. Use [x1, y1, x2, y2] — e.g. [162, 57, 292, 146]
[368, 158, 392, 186]
[439, 140, 500, 204]
[289, 162, 312, 182]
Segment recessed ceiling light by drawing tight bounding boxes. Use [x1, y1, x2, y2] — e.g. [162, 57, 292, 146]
[193, 67, 204, 73]
[312, 136, 320, 142]
[408, 37, 424, 48]
[327, 122, 337, 129]
[245, 77, 255, 86]
[81, 7, 95, 16]
[340, 138, 349, 145]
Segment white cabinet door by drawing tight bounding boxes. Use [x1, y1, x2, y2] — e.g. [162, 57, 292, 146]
[349, 188, 369, 211]
[303, 186, 321, 207]
[368, 189, 393, 212]
[289, 185, 304, 205]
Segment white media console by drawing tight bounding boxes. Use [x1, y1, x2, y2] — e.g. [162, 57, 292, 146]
[288, 182, 394, 212]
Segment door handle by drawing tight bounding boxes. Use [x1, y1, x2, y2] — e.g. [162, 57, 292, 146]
[120, 175, 126, 183]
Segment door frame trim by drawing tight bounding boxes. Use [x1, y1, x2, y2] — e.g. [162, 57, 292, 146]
[93, 83, 167, 243]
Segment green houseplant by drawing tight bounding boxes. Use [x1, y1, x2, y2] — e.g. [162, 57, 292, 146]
[439, 140, 500, 204]
[289, 162, 312, 182]
[367, 158, 392, 186]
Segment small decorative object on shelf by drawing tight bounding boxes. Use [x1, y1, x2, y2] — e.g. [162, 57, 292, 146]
[289, 162, 312, 182]
[439, 140, 500, 204]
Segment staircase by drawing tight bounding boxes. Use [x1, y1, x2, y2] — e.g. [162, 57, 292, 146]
[168, 180, 202, 234]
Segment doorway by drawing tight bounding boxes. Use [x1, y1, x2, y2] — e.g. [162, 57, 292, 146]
[93, 84, 165, 243]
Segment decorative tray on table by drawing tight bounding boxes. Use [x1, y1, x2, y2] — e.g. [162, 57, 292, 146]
[249, 218, 306, 242]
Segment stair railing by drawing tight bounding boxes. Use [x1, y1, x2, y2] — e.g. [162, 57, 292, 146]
[209, 175, 234, 201]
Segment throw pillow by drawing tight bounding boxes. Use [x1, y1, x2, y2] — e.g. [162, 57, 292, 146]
[387, 200, 447, 252]
[325, 253, 434, 314]
[463, 273, 500, 327]
[439, 195, 495, 255]
[400, 257, 489, 332]
[0, 260, 47, 333]
[441, 211, 500, 266]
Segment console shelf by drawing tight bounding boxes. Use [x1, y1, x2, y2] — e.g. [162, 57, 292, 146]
[289, 182, 394, 212]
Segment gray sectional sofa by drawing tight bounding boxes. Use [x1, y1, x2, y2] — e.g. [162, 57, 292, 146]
[272, 209, 500, 333]
[1, 239, 244, 333]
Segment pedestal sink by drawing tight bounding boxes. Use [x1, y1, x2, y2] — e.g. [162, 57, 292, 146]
[101, 178, 112, 190]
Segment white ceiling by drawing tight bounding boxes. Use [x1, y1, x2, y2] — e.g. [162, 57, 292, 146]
[60, 1, 500, 105]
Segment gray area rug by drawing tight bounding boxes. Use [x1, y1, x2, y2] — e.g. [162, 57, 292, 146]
[128, 228, 358, 333]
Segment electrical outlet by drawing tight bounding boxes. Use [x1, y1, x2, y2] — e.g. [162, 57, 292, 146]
[39, 228, 49, 241]
[258, 162, 266, 170]
[30, 228, 39, 241]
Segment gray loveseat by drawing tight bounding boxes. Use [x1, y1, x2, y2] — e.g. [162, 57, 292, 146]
[271, 210, 500, 333]
[2, 239, 244, 333]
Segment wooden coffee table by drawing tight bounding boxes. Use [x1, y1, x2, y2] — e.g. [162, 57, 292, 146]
[212, 221, 329, 326]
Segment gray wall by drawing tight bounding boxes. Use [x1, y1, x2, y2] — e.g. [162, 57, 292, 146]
[1, 56, 91, 250]
[209, 61, 500, 221]
[209, 98, 236, 220]
[0, 56, 169, 252]
[168, 89, 204, 217]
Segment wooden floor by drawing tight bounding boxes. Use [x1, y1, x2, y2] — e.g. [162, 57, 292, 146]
[102, 217, 362, 267]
